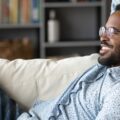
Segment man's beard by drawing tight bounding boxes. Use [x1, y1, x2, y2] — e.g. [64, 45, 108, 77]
[98, 53, 120, 67]
[98, 47, 120, 67]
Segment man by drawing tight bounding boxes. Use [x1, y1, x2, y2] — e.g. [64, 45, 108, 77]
[17, 11, 120, 120]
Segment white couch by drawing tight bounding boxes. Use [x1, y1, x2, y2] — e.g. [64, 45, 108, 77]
[0, 53, 99, 110]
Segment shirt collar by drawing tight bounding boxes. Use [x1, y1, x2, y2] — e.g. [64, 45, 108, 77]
[107, 66, 120, 79]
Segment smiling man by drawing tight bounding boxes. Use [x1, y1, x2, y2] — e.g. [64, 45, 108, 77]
[98, 11, 120, 67]
[17, 11, 120, 120]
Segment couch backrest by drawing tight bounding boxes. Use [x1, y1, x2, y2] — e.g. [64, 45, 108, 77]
[0, 53, 99, 109]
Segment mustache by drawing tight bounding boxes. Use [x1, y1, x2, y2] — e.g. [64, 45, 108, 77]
[100, 41, 113, 48]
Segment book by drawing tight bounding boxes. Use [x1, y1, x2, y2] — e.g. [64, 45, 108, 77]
[20, 0, 31, 24]
[0, 0, 2, 23]
[9, 0, 19, 24]
[2, 0, 9, 24]
[31, 0, 40, 23]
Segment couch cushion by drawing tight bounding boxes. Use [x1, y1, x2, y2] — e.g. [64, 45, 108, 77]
[0, 53, 99, 109]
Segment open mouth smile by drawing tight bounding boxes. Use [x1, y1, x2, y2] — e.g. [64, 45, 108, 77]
[100, 42, 113, 55]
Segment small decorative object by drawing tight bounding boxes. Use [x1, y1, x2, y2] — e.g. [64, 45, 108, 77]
[47, 10, 60, 43]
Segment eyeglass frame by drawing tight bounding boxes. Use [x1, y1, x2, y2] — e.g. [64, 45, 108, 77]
[99, 26, 120, 38]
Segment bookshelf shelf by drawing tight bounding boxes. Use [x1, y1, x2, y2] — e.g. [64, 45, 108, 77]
[40, 0, 108, 57]
[43, 2, 103, 8]
[44, 41, 100, 48]
[0, 24, 41, 29]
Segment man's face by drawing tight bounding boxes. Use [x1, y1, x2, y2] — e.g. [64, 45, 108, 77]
[98, 12, 120, 67]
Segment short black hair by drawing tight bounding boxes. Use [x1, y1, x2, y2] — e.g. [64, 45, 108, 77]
[115, 4, 120, 11]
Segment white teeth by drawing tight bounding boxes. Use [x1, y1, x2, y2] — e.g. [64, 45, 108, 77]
[101, 46, 110, 50]
[101, 44, 107, 47]
[100, 46, 110, 54]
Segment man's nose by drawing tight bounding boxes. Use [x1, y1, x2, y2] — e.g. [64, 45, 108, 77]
[100, 33, 110, 42]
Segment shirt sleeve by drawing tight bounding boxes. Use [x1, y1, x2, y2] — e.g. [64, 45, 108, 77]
[17, 98, 59, 120]
[96, 83, 120, 120]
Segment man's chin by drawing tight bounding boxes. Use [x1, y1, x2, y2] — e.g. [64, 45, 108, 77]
[98, 52, 111, 61]
[98, 55, 112, 67]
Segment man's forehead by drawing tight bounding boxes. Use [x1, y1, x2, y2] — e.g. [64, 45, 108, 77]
[106, 11, 120, 28]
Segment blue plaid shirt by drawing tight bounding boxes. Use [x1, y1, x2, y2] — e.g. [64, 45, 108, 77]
[17, 64, 120, 120]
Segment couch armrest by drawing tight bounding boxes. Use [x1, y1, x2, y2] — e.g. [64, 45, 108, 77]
[0, 53, 98, 110]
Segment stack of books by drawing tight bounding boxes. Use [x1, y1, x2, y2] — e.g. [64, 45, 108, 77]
[0, 0, 40, 24]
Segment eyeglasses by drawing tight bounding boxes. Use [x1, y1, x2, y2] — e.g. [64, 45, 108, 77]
[99, 26, 120, 38]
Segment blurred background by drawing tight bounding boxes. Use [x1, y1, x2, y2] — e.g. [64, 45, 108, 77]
[0, 0, 112, 60]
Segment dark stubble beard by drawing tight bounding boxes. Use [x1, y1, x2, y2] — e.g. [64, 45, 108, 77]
[98, 47, 120, 67]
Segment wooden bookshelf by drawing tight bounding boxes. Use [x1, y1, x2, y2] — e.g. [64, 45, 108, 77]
[40, 0, 108, 58]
